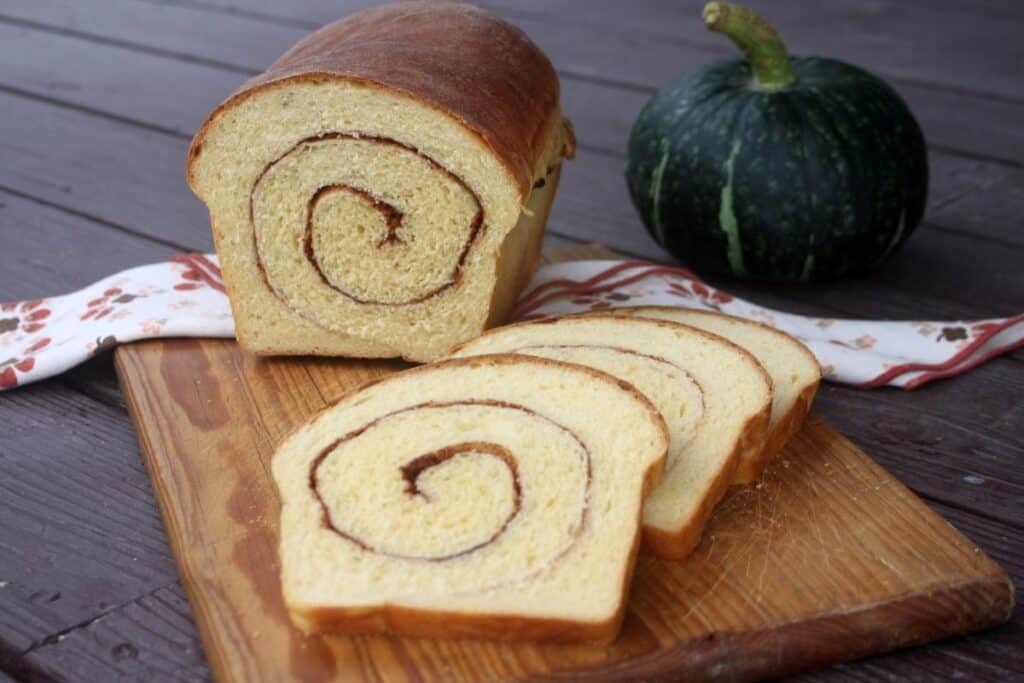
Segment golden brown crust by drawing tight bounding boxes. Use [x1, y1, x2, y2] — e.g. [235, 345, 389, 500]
[187, 1, 563, 198]
[727, 382, 776, 484]
[757, 380, 819, 463]
[278, 353, 668, 644]
[642, 389, 770, 559]
[485, 165, 562, 328]
[292, 600, 620, 645]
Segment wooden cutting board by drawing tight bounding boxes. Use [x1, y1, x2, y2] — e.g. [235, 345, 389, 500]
[115, 245, 1012, 682]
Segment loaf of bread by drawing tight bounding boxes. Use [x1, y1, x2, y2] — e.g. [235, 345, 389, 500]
[448, 316, 772, 559]
[187, 2, 573, 361]
[621, 307, 821, 483]
[272, 355, 668, 643]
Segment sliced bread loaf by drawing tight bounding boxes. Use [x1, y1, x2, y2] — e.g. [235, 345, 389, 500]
[272, 355, 667, 643]
[620, 307, 821, 483]
[187, 3, 572, 361]
[447, 316, 772, 559]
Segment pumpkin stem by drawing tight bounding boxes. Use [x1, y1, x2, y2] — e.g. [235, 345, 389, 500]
[702, 3, 797, 90]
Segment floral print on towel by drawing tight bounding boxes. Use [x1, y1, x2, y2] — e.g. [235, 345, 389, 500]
[1, 255, 1021, 390]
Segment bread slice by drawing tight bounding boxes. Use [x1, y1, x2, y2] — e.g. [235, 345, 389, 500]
[620, 307, 821, 483]
[187, 3, 573, 361]
[272, 355, 668, 643]
[447, 316, 772, 559]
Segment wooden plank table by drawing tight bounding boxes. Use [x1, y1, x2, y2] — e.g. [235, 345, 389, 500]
[0, 1, 1020, 680]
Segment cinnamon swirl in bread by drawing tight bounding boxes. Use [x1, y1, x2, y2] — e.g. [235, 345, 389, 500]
[448, 316, 773, 559]
[272, 355, 667, 643]
[187, 2, 572, 361]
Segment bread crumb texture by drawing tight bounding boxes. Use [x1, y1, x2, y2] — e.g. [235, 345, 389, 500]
[272, 356, 667, 640]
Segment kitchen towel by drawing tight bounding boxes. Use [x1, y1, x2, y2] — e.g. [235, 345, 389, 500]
[2, 253, 1021, 390]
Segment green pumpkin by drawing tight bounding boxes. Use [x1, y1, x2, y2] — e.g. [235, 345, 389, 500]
[626, 2, 928, 282]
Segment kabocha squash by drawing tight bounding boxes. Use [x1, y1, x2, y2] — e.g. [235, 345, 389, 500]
[626, 3, 928, 282]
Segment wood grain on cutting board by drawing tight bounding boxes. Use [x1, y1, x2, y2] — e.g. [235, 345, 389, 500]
[114, 245, 1013, 682]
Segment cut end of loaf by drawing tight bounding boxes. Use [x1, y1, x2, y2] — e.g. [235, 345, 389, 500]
[187, 3, 570, 361]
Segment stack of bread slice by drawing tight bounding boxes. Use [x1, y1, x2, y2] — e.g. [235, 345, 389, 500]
[273, 310, 820, 644]
[448, 316, 773, 558]
[618, 307, 822, 483]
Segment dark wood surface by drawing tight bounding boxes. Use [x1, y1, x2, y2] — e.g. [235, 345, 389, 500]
[0, 0, 1020, 680]
[110, 245, 1013, 682]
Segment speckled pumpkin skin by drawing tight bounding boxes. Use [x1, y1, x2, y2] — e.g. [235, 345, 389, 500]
[626, 57, 928, 282]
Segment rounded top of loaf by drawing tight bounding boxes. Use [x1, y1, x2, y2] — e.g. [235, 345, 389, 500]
[188, 1, 566, 196]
